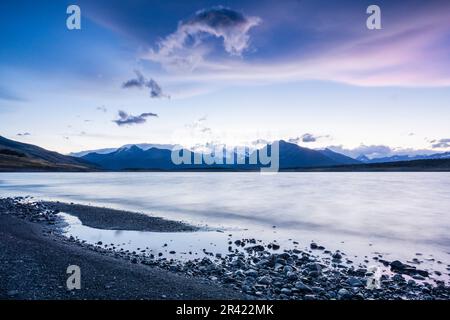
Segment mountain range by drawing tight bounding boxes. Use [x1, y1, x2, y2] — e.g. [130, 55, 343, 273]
[80, 140, 361, 171]
[1, 135, 450, 172]
[356, 152, 450, 163]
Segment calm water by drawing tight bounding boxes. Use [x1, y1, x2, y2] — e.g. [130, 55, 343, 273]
[1, 172, 450, 279]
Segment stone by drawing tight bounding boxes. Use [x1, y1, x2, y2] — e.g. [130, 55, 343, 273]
[294, 281, 313, 293]
[286, 271, 298, 281]
[346, 277, 364, 287]
[280, 288, 292, 295]
[257, 275, 271, 285]
[337, 288, 352, 300]
[271, 243, 280, 250]
[244, 269, 258, 277]
[332, 252, 342, 260]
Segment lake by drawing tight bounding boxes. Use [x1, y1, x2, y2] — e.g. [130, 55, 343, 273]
[1, 172, 450, 279]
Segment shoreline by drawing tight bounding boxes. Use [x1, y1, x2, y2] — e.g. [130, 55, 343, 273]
[0, 198, 243, 300]
[43, 201, 198, 232]
[1, 197, 450, 300]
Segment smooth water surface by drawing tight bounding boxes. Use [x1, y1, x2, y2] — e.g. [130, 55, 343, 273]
[1, 172, 450, 278]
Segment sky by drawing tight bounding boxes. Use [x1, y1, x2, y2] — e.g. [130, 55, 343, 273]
[1, 0, 450, 158]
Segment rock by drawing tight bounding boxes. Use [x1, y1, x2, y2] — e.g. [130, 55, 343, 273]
[274, 263, 284, 271]
[245, 245, 265, 252]
[392, 274, 405, 282]
[242, 285, 252, 293]
[337, 288, 352, 300]
[7, 290, 19, 297]
[278, 253, 291, 260]
[257, 276, 271, 285]
[280, 288, 292, 295]
[245, 269, 258, 277]
[346, 277, 364, 287]
[271, 243, 280, 250]
[294, 281, 313, 293]
[305, 262, 322, 273]
[414, 269, 429, 277]
[286, 271, 298, 281]
[311, 286, 325, 294]
[234, 269, 245, 277]
[223, 276, 236, 283]
[309, 271, 321, 278]
[310, 242, 318, 249]
[390, 260, 407, 270]
[332, 252, 342, 260]
[390, 260, 429, 277]
[283, 265, 293, 274]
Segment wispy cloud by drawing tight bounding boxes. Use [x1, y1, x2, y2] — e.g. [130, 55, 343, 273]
[96, 106, 107, 113]
[187, 116, 212, 134]
[146, 3, 450, 88]
[289, 133, 330, 144]
[113, 110, 158, 126]
[301, 133, 317, 143]
[122, 70, 169, 98]
[146, 7, 261, 71]
[432, 138, 450, 149]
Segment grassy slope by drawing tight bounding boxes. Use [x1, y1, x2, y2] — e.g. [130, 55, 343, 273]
[0, 136, 95, 172]
[0, 154, 93, 172]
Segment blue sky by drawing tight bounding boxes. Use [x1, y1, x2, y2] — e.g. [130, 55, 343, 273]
[1, 0, 450, 157]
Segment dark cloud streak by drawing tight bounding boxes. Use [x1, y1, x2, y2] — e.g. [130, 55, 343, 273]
[113, 110, 158, 126]
[122, 70, 169, 98]
[432, 138, 450, 149]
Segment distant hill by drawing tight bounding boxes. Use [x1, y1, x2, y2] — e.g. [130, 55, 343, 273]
[295, 158, 450, 172]
[82, 140, 355, 170]
[70, 143, 176, 157]
[318, 148, 361, 165]
[254, 140, 342, 169]
[0, 136, 96, 172]
[358, 152, 450, 164]
[82, 145, 179, 170]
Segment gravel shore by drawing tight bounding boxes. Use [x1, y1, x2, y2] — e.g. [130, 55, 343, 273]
[0, 198, 242, 300]
[43, 201, 197, 232]
[1, 197, 450, 300]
